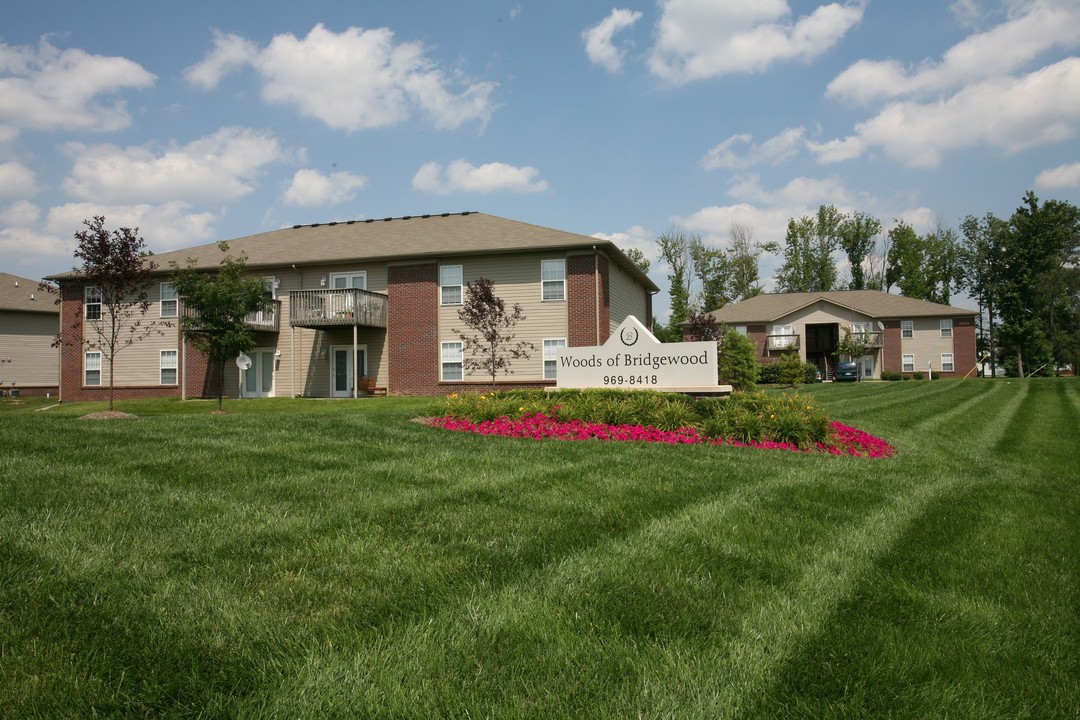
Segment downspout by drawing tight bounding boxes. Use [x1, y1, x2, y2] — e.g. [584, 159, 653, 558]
[593, 247, 600, 345]
[292, 264, 300, 397]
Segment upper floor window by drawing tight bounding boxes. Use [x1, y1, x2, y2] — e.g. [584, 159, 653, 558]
[330, 272, 365, 291]
[901, 320, 913, 339]
[160, 350, 178, 385]
[85, 286, 102, 320]
[940, 319, 953, 338]
[440, 265, 462, 305]
[160, 282, 178, 318]
[543, 339, 566, 380]
[84, 351, 102, 386]
[541, 259, 565, 301]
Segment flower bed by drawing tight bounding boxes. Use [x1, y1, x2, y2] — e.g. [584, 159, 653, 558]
[428, 412, 895, 458]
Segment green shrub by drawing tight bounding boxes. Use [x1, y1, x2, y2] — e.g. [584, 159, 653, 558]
[718, 328, 759, 390]
[803, 362, 820, 384]
[912, 371, 924, 380]
[758, 362, 781, 384]
[881, 370, 902, 381]
[779, 351, 805, 387]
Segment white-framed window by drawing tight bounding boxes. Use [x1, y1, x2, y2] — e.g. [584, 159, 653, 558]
[330, 271, 366, 291]
[440, 265, 462, 305]
[901, 320, 913, 339]
[941, 353, 954, 372]
[441, 342, 463, 381]
[768, 324, 795, 350]
[160, 350, 178, 385]
[160, 282, 178, 318]
[541, 259, 566, 301]
[940, 319, 953, 338]
[543, 338, 566, 380]
[733, 325, 747, 335]
[902, 354, 915, 373]
[85, 286, 102, 320]
[84, 351, 102, 386]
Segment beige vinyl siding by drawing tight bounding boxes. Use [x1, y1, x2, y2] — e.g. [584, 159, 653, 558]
[608, 258, 647, 334]
[437, 253, 568, 382]
[900, 318, 955, 372]
[0, 310, 59, 386]
[774, 302, 876, 357]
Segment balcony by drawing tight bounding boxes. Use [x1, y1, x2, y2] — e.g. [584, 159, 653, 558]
[182, 299, 280, 332]
[289, 288, 388, 329]
[849, 331, 884, 348]
[766, 333, 800, 351]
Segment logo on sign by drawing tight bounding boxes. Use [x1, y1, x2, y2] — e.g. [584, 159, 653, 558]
[620, 326, 639, 346]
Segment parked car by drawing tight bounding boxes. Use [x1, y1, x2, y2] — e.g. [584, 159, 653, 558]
[834, 361, 859, 382]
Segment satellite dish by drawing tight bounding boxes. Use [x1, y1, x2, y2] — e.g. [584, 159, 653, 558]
[236, 353, 252, 370]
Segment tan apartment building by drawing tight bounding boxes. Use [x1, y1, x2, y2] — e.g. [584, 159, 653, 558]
[706, 291, 979, 380]
[49, 212, 658, 401]
[0, 272, 59, 397]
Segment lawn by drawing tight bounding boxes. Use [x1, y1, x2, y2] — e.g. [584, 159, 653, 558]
[0, 380, 1077, 718]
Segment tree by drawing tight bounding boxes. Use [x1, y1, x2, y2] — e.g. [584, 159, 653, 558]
[775, 205, 843, 293]
[170, 243, 274, 411]
[453, 277, 535, 386]
[836, 324, 877, 365]
[622, 247, 651, 275]
[717, 327, 758, 390]
[958, 212, 1008, 377]
[656, 229, 695, 341]
[689, 235, 729, 314]
[838, 211, 882, 290]
[727, 221, 766, 302]
[62, 216, 164, 411]
[778, 350, 805, 388]
[885, 219, 956, 304]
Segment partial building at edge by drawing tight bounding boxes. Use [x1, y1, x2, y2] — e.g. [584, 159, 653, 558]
[705, 290, 979, 380]
[47, 212, 659, 401]
[0, 272, 59, 397]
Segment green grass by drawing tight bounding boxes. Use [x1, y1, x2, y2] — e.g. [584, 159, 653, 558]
[1, 380, 1077, 718]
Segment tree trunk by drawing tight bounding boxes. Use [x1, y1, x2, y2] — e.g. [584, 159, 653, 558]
[108, 356, 115, 411]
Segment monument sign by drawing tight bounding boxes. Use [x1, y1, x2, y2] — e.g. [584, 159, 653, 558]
[556, 316, 726, 393]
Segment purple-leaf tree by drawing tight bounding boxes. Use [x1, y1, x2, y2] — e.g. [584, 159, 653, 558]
[454, 277, 535, 386]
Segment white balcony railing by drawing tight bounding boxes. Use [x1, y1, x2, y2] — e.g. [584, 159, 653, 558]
[766, 333, 800, 351]
[289, 288, 388, 328]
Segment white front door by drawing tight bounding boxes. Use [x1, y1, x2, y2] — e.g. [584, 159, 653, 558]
[860, 354, 875, 379]
[241, 347, 276, 397]
[331, 345, 367, 397]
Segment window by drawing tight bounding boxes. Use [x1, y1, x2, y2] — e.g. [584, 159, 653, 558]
[160, 350, 178, 385]
[541, 259, 565, 301]
[85, 286, 102, 320]
[941, 353, 954, 372]
[441, 342, 463, 381]
[543, 339, 566, 380]
[440, 265, 462, 305]
[84, 351, 101, 386]
[902, 354, 915, 373]
[733, 325, 747, 335]
[901, 320, 913, 339]
[160, 282, 178, 318]
[330, 272, 365, 290]
[940, 319, 953, 338]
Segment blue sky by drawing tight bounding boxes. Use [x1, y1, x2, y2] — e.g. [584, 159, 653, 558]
[2, 0, 1079, 321]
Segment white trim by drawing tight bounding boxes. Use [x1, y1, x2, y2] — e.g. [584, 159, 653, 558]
[440, 264, 462, 305]
[941, 352, 955, 372]
[84, 350, 102, 386]
[441, 341, 463, 381]
[160, 349, 178, 385]
[160, 282, 178, 318]
[541, 258, 565, 301]
[330, 344, 367, 398]
[329, 271, 367, 290]
[940, 319, 953, 338]
[902, 353, 915, 373]
[901, 320, 913, 339]
[543, 338, 566, 380]
[84, 286, 102, 321]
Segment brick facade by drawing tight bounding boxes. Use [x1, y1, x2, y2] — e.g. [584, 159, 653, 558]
[882, 320, 902, 374]
[567, 254, 609, 347]
[387, 263, 440, 396]
[952, 317, 978, 377]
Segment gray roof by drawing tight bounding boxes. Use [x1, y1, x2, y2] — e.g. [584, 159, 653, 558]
[47, 212, 660, 292]
[708, 290, 978, 324]
[0, 272, 57, 314]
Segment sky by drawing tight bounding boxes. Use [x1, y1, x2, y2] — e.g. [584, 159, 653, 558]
[2, 0, 1079, 322]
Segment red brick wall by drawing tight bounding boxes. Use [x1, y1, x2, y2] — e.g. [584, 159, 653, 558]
[882, 320, 902, 373]
[747, 324, 769, 361]
[568, 254, 606, 347]
[387, 262, 440, 395]
[952, 316, 978, 377]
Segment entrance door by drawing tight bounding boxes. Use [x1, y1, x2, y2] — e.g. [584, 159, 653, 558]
[859, 355, 875, 379]
[331, 345, 367, 397]
[242, 348, 276, 397]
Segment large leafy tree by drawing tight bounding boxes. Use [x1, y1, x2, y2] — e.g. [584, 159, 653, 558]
[727, 221, 767, 302]
[958, 212, 1008, 376]
[885, 220, 957, 304]
[838, 211, 883, 290]
[454, 277, 535, 385]
[63, 216, 165, 411]
[170, 243, 273, 411]
[655, 230, 695, 341]
[717, 327, 758, 391]
[775, 205, 844, 293]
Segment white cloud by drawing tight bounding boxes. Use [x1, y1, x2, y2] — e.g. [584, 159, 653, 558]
[0, 199, 41, 225]
[806, 135, 866, 164]
[282, 168, 367, 207]
[701, 127, 806, 170]
[0, 225, 73, 272]
[648, 0, 866, 84]
[60, 127, 289, 204]
[46, 202, 219, 254]
[411, 159, 549, 195]
[827, 0, 1080, 105]
[582, 8, 643, 73]
[1035, 161, 1080, 188]
[0, 38, 155, 135]
[0, 161, 38, 197]
[850, 58, 1080, 167]
[185, 24, 497, 132]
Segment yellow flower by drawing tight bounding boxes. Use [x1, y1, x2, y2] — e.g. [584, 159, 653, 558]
[770, 414, 776, 419]
[806, 405, 812, 410]
[519, 407, 525, 412]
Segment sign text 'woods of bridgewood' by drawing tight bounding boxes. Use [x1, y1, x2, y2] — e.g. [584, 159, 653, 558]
[556, 316, 718, 389]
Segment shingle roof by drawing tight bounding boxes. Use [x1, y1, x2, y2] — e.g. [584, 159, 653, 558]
[708, 290, 978, 323]
[0, 272, 57, 313]
[47, 212, 660, 292]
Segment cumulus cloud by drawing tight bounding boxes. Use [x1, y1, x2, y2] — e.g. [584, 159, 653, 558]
[648, 0, 866, 83]
[827, 0, 1080, 105]
[185, 24, 497, 131]
[0, 37, 155, 135]
[0, 199, 41, 226]
[1035, 161, 1080, 188]
[0, 225, 74, 271]
[411, 159, 549, 195]
[0, 161, 38, 197]
[282, 168, 367, 207]
[45, 201, 219, 254]
[60, 127, 289, 204]
[582, 8, 643, 72]
[701, 127, 806, 170]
